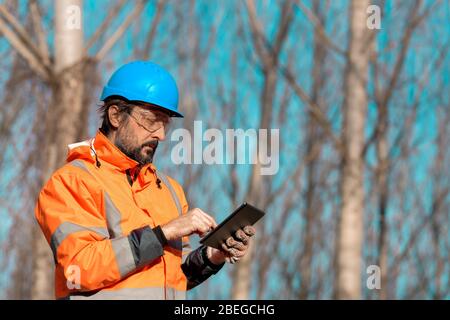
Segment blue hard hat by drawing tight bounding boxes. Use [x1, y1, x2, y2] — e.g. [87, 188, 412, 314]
[100, 61, 183, 118]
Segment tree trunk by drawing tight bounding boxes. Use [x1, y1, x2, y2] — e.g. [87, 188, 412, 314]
[298, 0, 326, 300]
[234, 0, 293, 299]
[376, 101, 389, 299]
[231, 64, 276, 299]
[336, 0, 371, 300]
[31, 0, 85, 300]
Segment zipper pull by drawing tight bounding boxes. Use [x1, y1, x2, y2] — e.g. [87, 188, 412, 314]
[155, 169, 162, 189]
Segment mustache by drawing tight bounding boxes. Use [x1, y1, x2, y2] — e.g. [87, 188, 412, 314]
[141, 140, 158, 149]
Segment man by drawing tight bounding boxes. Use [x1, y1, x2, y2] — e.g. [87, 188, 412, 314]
[35, 61, 255, 299]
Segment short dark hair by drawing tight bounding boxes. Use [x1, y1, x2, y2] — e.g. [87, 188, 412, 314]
[98, 96, 133, 135]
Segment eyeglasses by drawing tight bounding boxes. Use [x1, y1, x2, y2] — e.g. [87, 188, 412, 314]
[127, 110, 171, 134]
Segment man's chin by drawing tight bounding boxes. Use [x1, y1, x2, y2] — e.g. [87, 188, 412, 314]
[139, 150, 155, 164]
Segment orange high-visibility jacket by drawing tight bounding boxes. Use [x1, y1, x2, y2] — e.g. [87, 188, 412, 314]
[35, 131, 223, 299]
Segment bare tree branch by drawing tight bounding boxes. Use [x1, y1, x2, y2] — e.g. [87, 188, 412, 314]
[29, 0, 50, 66]
[85, 0, 127, 52]
[0, 5, 51, 80]
[94, 0, 145, 61]
[140, 0, 166, 60]
[0, 20, 49, 81]
[295, 1, 346, 56]
[281, 64, 344, 153]
[244, 0, 271, 67]
[272, 0, 295, 58]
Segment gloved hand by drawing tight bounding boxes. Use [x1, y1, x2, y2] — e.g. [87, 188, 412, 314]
[207, 226, 256, 264]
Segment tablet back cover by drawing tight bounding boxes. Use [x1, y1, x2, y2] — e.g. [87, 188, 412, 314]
[200, 203, 265, 249]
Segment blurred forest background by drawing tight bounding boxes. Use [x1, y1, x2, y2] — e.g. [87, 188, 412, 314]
[0, 0, 449, 299]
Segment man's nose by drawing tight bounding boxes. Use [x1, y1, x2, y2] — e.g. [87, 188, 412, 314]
[152, 125, 166, 141]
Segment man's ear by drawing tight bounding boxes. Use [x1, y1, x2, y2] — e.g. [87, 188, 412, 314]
[107, 105, 123, 129]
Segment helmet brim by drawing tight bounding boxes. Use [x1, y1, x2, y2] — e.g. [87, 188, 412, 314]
[132, 100, 184, 118]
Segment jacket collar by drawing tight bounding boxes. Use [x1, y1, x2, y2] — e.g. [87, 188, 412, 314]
[93, 130, 157, 173]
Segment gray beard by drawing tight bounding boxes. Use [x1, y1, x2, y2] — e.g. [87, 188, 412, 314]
[116, 138, 158, 165]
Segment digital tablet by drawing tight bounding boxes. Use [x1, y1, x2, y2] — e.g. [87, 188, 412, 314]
[199, 202, 265, 249]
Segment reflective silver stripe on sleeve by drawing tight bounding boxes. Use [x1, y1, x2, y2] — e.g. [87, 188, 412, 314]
[157, 172, 182, 216]
[104, 192, 123, 238]
[166, 287, 187, 300]
[181, 240, 192, 264]
[66, 286, 184, 300]
[50, 222, 109, 261]
[110, 236, 136, 278]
